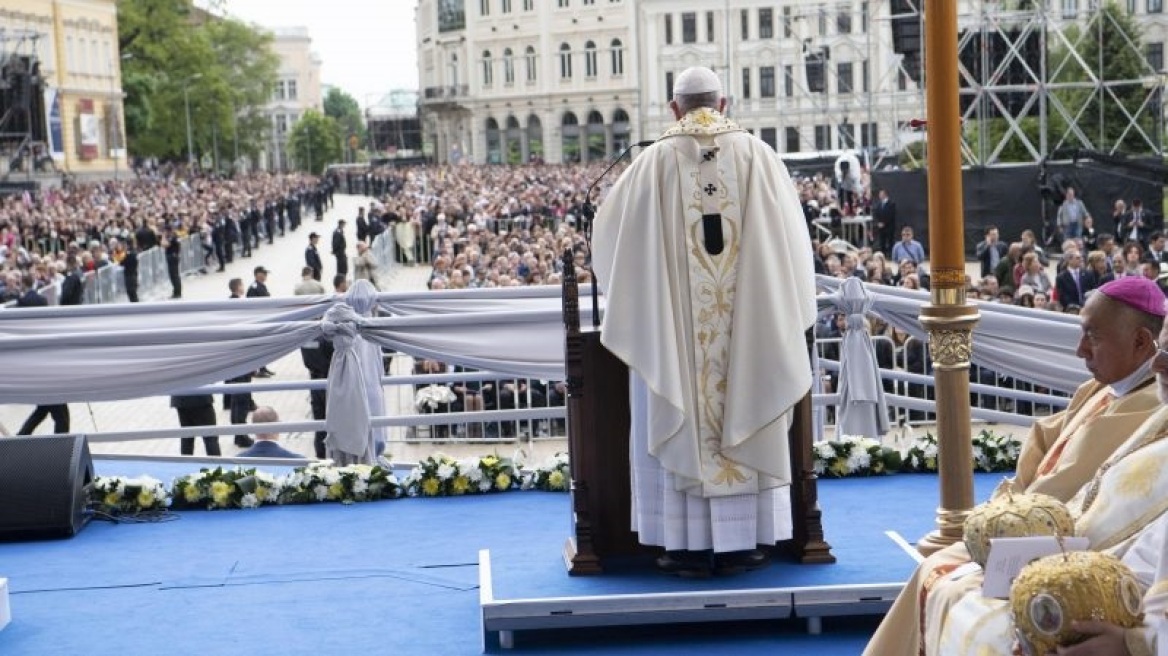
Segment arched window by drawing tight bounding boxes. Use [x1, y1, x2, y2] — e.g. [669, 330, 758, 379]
[525, 46, 537, 83]
[561, 111, 580, 163]
[527, 114, 544, 161]
[482, 50, 493, 86]
[584, 41, 597, 78]
[485, 117, 502, 164]
[503, 48, 515, 85]
[612, 108, 631, 151]
[610, 38, 624, 76]
[505, 115, 522, 163]
[586, 110, 606, 160]
[559, 43, 572, 79]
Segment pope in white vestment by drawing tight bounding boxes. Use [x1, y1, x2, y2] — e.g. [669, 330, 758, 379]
[591, 67, 816, 569]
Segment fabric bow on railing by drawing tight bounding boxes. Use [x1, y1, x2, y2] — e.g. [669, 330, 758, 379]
[816, 277, 889, 441]
[321, 280, 386, 465]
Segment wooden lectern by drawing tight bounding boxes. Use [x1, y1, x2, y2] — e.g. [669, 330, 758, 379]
[561, 253, 834, 575]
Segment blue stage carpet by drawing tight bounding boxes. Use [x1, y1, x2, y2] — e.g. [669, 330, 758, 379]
[0, 461, 1002, 655]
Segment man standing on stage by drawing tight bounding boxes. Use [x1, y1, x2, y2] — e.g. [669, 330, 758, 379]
[592, 66, 817, 577]
[332, 219, 348, 277]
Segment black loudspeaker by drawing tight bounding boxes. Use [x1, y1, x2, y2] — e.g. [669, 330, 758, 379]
[0, 435, 94, 541]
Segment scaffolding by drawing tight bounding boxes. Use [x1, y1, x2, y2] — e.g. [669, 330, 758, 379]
[0, 28, 47, 177]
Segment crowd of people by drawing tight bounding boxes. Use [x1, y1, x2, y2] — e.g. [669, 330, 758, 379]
[0, 169, 334, 306]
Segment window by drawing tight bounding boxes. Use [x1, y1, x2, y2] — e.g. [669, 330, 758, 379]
[526, 46, 537, 82]
[784, 65, 794, 97]
[741, 67, 751, 99]
[524, 0, 534, 9]
[582, 0, 594, 4]
[706, 11, 715, 42]
[819, 5, 828, 35]
[741, 9, 749, 40]
[838, 62, 854, 94]
[286, 80, 297, 100]
[503, 48, 515, 84]
[1148, 42, 1164, 71]
[898, 70, 908, 91]
[862, 60, 870, 92]
[610, 39, 624, 76]
[276, 114, 288, 135]
[838, 4, 852, 34]
[558, 0, 568, 6]
[1062, 0, 1077, 18]
[502, 0, 511, 12]
[759, 8, 774, 38]
[584, 41, 598, 77]
[482, 50, 494, 86]
[1151, 0, 1164, 13]
[783, 6, 793, 37]
[760, 66, 776, 98]
[815, 125, 831, 150]
[682, 12, 697, 43]
[665, 70, 674, 99]
[664, 13, 673, 45]
[760, 127, 777, 150]
[861, 122, 878, 148]
[862, 1, 869, 32]
[481, 0, 490, 16]
[559, 43, 572, 79]
[838, 122, 855, 148]
[274, 80, 286, 101]
[786, 127, 801, 152]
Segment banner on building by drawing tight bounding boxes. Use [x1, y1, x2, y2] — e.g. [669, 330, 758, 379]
[77, 98, 98, 160]
[44, 88, 63, 161]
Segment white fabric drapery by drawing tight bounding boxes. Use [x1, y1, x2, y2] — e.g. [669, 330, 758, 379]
[817, 278, 890, 440]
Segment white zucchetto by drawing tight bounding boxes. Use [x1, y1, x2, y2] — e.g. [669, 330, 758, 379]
[673, 67, 723, 97]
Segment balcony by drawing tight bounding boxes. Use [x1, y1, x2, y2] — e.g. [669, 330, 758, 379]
[421, 85, 471, 106]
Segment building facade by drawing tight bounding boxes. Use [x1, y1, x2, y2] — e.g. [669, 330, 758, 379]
[260, 26, 323, 171]
[418, 0, 1167, 166]
[0, 0, 126, 179]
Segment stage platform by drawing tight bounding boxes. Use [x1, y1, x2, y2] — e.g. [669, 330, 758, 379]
[0, 458, 1000, 654]
[477, 473, 1000, 650]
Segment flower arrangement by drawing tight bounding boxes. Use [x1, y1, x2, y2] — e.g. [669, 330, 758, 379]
[171, 467, 283, 510]
[415, 384, 457, 411]
[900, 429, 1021, 474]
[90, 475, 169, 514]
[403, 453, 518, 497]
[522, 452, 571, 491]
[279, 461, 400, 504]
[812, 435, 903, 478]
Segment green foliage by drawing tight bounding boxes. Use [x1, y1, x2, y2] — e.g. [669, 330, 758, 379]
[118, 0, 278, 165]
[1047, 1, 1156, 154]
[964, 117, 1043, 164]
[288, 110, 343, 174]
[323, 88, 366, 158]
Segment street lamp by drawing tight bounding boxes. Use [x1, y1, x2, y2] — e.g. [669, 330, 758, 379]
[112, 53, 133, 181]
[182, 73, 203, 169]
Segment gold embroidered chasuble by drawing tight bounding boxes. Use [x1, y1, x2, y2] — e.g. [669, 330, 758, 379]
[592, 107, 817, 500]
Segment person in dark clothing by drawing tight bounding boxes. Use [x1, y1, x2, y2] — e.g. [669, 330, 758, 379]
[300, 334, 333, 458]
[170, 394, 222, 456]
[305, 233, 323, 281]
[226, 279, 256, 446]
[332, 220, 348, 276]
[58, 255, 84, 305]
[17, 404, 69, 435]
[121, 239, 139, 302]
[164, 229, 182, 298]
[246, 266, 271, 298]
[356, 207, 368, 245]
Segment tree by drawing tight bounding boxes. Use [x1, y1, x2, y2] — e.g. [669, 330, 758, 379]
[1048, 1, 1156, 154]
[323, 88, 366, 161]
[288, 110, 342, 174]
[117, 0, 278, 166]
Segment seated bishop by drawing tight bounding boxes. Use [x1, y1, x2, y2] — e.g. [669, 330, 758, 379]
[864, 276, 1167, 656]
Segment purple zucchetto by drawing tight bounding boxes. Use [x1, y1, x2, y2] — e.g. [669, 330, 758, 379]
[1097, 276, 1168, 317]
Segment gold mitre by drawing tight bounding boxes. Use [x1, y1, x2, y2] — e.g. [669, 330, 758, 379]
[1010, 551, 1144, 656]
[962, 492, 1074, 567]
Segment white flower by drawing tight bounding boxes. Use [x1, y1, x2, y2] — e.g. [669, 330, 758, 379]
[313, 484, 329, 501]
[923, 443, 939, 459]
[322, 470, 341, 486]
[812, 459, 826, 475]
[845, 448, 871, 472]
[352, 479, 368, 497]
[465, 466, 484, 483]
[457, 458, 478, 473]
[240, 493, 260, 509]
[478, 480, 493, 493]
[436, 464, 456, 481]
[814, 441, 836, 460]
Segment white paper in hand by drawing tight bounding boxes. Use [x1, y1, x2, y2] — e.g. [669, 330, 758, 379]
[982, 536, 1090, 599]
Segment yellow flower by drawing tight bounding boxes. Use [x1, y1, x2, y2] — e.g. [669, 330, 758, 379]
[104, 492, 121, 507]
[210, 481, 232, 506]
[255, 486, 269, 501]
[136, 490, 155, 508]
[829, 460, 849, 477]
[183, 484, 202, 503]
[452, 476, 469, 495]
[495, 473, 512, 491]
[327, 482, 345, 500]
[548, 471, 565, 491]
[421, 477, 441, 496]
[481, 455, 499, 468]
[924, 457, 937, 471]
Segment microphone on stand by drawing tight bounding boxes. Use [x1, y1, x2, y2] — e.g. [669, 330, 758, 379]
[581, 140, 655, 329]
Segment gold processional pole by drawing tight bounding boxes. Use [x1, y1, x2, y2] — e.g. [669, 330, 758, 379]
[916, 0, 979, 556]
